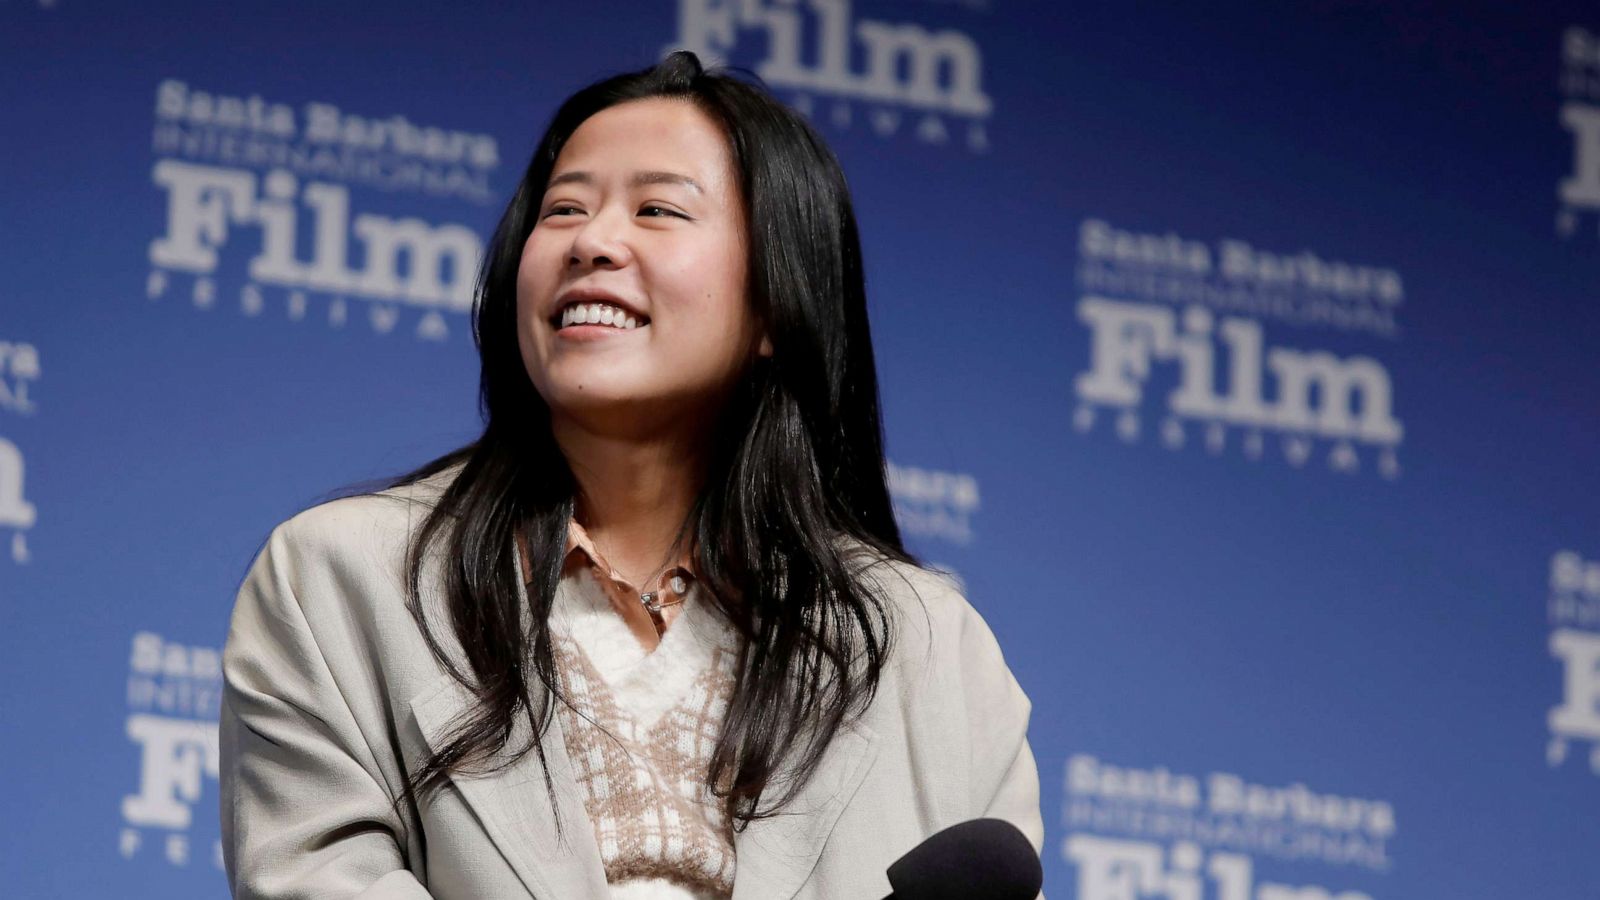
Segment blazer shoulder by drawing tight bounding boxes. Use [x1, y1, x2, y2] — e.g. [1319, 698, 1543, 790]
[236, 463, 467, 631]
[268, 462, 463, 559]
[835, 536, 992, 673]
[835, 536, 968, 620]
[230, 464, 470, 672]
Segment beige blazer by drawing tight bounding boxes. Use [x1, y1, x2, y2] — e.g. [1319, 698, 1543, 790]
[219, 469, 1046, 899]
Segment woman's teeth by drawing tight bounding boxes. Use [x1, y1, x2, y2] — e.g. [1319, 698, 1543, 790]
[560, 302, 641, 330]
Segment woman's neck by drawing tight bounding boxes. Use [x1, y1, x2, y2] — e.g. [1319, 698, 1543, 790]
[553, 416, 707, 584]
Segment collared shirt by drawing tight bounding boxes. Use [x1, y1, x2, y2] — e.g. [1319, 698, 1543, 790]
[508, 516, 738, 896]
[561, 517, 698, 652]
[548, 519, 739, 898]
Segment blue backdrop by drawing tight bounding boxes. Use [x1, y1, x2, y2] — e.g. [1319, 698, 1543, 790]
[4, 1, 1598, 897]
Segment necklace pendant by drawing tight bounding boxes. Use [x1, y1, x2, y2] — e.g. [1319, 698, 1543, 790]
[640, 591, 658, 611]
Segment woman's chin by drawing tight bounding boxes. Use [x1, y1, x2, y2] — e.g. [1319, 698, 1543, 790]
[546, 386, 685, 424]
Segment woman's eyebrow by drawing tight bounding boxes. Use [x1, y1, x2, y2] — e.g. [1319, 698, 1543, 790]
[546, 170, 704, 194]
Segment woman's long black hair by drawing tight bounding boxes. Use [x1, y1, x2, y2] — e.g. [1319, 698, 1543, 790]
[381, 49, 919, 833]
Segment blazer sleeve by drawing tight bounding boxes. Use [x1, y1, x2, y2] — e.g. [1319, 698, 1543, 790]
[954, 595, 1048, 900]
[219, 522, 435, 900]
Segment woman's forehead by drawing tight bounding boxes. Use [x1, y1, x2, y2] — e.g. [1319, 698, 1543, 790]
[545, 169, 706, 195]
[550, 100, 733, 191]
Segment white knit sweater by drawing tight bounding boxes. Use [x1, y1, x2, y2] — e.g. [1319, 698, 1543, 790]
[549, 564, 743, 900]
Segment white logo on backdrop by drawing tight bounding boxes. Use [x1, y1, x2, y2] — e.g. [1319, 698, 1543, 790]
[1063, 754, 1394, 900]
[0, 340, 39, 415]
[886, 460, 978, 589]
[121, 631, 224, 869]
[0, 438, 35, 564]
[146, 79, 497, 339]
[1073, 219, 1405, 478]
[1065, 836, 1374, 900]
[668, 0, 992, 151]
[1548, 550, 1600, 773]
[0, 338, 39, 564]
[152, 79, 498, 198]
[1558, 26, 1600, 239]
[887, 460, 980, 545]
[1076, 220, 1403, 338]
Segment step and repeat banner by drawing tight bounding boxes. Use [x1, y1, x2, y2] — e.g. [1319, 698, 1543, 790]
[4, 1, 1598, 896]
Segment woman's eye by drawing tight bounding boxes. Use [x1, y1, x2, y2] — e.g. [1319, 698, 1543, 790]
[542, 206, 682, 218]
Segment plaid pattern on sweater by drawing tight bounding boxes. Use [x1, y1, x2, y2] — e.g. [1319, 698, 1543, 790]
[550, 573, 741, 898]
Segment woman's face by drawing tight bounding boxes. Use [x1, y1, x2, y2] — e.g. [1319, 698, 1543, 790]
[517, 97, 770, 437]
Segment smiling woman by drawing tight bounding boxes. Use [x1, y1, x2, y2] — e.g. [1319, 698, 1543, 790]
[218, 50, 1045, 900]
[518, 97, 770, 437]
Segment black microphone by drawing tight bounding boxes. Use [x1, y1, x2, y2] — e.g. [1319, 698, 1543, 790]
[881, 818, 1043, 899]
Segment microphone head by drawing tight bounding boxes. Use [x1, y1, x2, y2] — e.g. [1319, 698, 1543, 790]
[885, 818, 1043, 899]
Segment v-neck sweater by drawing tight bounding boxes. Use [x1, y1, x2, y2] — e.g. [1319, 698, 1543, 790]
[548, 540, 742, 900]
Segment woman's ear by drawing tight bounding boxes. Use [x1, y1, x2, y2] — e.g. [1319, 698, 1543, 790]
[758, 332, 773, 357]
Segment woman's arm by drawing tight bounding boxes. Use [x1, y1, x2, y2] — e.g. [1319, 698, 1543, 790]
[950, 585, 1048, 900]
[219, 524, 435, 900]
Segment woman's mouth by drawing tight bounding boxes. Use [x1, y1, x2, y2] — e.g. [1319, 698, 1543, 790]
[551, 301, 649, 331]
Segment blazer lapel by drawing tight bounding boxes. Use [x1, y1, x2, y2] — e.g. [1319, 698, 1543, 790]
[410, 671, 610, 899]
[731, 720, 881, 900]
[408, 536, 608, 898]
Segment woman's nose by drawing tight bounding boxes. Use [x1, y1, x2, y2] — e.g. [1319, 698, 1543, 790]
[568, 207, 633, 269]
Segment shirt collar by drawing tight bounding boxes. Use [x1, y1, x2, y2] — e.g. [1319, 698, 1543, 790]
[563, 515, 698, 588]
[513, 516, 701, 594]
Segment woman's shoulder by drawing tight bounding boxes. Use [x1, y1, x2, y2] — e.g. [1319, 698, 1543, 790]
[834, 533, 1033, 731]
[266, 461, 465, 556]
[246, 461, 467, 582]
[833, 534, 997, 669]
[225, 463, 470, 718]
